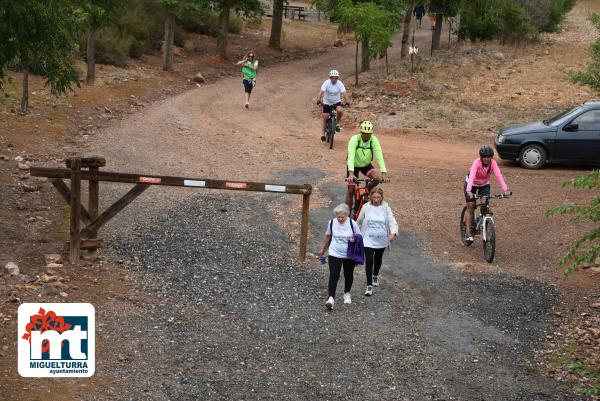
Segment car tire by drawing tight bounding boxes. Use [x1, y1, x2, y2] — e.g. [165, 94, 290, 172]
[518, 144, 547, 169]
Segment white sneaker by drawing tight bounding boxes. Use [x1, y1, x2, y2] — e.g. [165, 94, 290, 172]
[325, 296, 334, 310]
[372, 276, 379, 287]
[364, 286, 373, 296]
[465, 235, 474, 243]
[343, 292, 352, 304]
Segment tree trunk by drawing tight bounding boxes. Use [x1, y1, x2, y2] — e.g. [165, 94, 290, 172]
[269, 0, 284, 49]
[217, 0, 231, 59]
[431, 13, 443, 52]
[86, 22, 97, 84]
[355, 40, 359, 86]
[21, 69, 29, 114]
[400, 0, 415, 58]
[360, 39, 370, 72]
[163, 10, 175, 71]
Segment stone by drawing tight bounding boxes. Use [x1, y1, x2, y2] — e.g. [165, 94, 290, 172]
[0, 154, 8, 161]
[22, 182, 42, 192]
[493, 52, 505, 60]
[9, 274, 27, 284]
[45, 254, 63, 264]
[356, 101, 370, 109]
[39, 274, 58, 283]
[193, 73, 206, 84]
[59, 292, 69, 298]
[41, 283, 59, 296]
[14, 155, 24, 162]
[16, 162, 30, 170]
[4, 262, 19, 275]
[333, 39, 345, 47]
[46, 263, 63, 269]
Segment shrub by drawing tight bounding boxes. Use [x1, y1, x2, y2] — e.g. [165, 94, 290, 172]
[178, 10, 242, 37]
[569, 14, 600, 91]
[458, 0, 575, 42]
[94, 27, 133, 67]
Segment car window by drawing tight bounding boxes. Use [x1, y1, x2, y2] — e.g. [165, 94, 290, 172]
[545, 107, 580, 125]
[572, 110, 600, 131]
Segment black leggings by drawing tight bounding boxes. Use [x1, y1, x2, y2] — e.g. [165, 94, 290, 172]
[328, 256, 355, 298]
[365, 247, 385, 286]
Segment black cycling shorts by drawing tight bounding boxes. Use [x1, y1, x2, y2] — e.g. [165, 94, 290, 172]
[323, 102, 342, 114]
[464, 182, 490, 202]
[347, 164, 375, 185]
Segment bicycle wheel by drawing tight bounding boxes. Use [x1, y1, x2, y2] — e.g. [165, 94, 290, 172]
[482, 218, 496, 263]
[459, 206, 472, 246]
[327, 116, 336, 149]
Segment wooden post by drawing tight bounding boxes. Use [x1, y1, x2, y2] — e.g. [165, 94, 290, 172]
[69, 158, 82, 265]
[299, 192, 310, 262]
[88, 166, 100, 258]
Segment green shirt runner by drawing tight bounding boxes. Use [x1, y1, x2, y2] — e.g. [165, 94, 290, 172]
[242, 60, 258, 80]
[347, 134, 387, 173]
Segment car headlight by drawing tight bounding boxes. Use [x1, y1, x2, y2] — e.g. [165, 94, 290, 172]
[497, 134, 506, 144]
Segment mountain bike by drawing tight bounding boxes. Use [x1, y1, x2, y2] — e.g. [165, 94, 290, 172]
[459, 193, 511, 263]
[318, 101, 348, 149]
[324, 109, 337, 149]
[351, 178, 384, 220]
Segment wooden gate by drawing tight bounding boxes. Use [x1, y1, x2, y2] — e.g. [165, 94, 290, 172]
[30, 157, 312, 265]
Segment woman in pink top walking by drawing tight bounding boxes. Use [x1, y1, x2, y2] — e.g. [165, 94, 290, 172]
[463, 146, 511, 243]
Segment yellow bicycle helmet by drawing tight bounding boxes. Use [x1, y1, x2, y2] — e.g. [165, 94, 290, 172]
[360, 120, 374, 134]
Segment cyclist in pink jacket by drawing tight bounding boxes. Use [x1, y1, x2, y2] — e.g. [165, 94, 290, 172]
[463, 146, 510, 243]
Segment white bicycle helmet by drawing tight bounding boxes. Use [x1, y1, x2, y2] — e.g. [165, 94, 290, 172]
[329, 69, 340, 77]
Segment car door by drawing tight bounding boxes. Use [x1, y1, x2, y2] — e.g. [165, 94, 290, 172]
[555, 109, 600, 161]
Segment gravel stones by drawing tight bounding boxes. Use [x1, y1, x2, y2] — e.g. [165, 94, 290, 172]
[94, 192, 573, 400]
[4, 261, 19, 275]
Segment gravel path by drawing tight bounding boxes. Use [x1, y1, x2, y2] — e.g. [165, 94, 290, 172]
[88, 175, 575, 400]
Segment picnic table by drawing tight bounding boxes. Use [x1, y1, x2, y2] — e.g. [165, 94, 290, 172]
[283, 5, 306, 20]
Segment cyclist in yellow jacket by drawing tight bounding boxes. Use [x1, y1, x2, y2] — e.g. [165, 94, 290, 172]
[345, 121, 387, 210]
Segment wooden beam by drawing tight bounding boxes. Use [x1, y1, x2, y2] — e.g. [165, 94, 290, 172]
[88, 166, 100, 257]
[31, 167, 312, 195]
[69, 159, 82, 265]
[51, 179, 93, 224]
[80, 184, 149, 239]
[299, 193, 310, 262]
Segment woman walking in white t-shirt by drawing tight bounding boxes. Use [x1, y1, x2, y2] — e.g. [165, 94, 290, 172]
[356, 186, 398, 296]
[317, 203, 362, 310]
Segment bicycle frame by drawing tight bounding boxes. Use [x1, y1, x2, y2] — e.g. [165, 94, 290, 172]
[471, 193, 510, 240]
[351, 178, 384, 219]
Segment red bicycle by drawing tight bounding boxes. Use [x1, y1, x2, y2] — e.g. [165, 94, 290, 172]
[351, 178, 383, 219]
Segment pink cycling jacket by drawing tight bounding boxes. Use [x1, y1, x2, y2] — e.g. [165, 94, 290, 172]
[466, 158, 508, 192]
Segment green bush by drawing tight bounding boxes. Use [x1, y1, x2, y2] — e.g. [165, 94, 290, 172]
[94, 27, 133, 67]
[179, 10, 242, 37]
[569, 14, 600, 91]
[459, 0, 575, 42]
[497, 0, 532, 43]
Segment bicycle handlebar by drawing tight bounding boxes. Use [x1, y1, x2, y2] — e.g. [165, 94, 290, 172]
[471, 192, 512, 200]
[351, 178, 387, 184]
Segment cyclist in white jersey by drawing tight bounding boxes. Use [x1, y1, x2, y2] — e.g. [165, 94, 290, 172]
[316, 69, 348, 142]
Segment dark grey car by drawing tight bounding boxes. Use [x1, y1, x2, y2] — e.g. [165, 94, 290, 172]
[494, 101, 600, 169]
